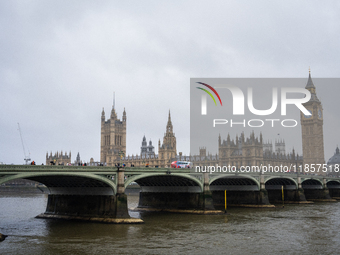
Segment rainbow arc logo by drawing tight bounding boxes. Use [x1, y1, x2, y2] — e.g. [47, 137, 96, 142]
[196, 82, 223, 106]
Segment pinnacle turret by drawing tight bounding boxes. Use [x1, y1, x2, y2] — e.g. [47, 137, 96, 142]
[101, 108, 105, 122]
[123, 107, 126, 122]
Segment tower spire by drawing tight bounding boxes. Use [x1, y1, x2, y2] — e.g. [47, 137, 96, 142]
[305, 69, 319, 102]
[306, 69, 315, 89]
[167, 110, 173, 132]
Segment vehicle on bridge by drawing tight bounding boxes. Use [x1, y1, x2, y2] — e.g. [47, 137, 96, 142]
[171, 161, 192, 168]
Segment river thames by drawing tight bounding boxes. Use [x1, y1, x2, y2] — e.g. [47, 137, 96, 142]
[1, 187, 340, 254]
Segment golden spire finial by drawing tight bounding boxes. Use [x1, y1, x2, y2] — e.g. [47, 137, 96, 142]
[309, 66, 311, 74]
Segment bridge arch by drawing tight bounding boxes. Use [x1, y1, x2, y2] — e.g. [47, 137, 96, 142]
[209, 175, 260, 191]
[327, 180, 340, 188]
[265, 176, 298, 190]
[0, 172, 117, 195]
[301, 178, 323, 189]
[125, 173, 203, 193]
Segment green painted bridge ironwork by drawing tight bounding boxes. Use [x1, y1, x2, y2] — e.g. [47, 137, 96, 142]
[1, 165, 339, 223]
[1, 165, 339, 193]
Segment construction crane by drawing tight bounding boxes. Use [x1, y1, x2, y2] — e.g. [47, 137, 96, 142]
[17, 123, 31, 165]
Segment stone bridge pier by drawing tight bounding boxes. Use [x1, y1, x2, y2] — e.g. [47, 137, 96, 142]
[210, 175, 273, 207]
[132, 172, 222, 214]
[302, 178, 335, 202]
[265, 176, 309, 204]
[34, 168, 143, 223]
[327, 181, 340, 199]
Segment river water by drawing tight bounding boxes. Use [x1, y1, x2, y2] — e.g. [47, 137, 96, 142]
[1, 187, 340, 255]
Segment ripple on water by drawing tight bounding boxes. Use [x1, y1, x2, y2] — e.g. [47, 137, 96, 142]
[1, 193, 340, 254]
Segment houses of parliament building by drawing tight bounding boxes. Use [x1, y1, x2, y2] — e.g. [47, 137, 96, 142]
[98, 72, 325, 170]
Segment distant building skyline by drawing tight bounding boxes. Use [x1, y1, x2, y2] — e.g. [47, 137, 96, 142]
[45, 72, 332, 171]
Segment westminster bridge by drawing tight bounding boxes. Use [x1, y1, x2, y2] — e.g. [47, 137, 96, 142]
[0, 165, 339, 223]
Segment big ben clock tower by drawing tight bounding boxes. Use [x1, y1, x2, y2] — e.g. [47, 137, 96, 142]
[300, 70, 325, 171]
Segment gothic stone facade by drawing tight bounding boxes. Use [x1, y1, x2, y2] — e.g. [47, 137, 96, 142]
[100, 104, 177, 168]
[100, 72, 324, 170]
[100, 106, 126, 166]
[46, 151, 71, 165]
[123, 111, 177, 168]
[175, 132, 302, 169]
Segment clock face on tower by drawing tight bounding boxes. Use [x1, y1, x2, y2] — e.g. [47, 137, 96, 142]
[318, 109, 322, 118]
[304, 109, 312, 119]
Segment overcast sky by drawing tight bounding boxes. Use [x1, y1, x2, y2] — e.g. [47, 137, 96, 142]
[1, 0, 340, 165]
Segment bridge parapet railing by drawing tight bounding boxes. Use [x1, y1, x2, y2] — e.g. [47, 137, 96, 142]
[1, 165, 337, 182]
[0, 165, 192, 174]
